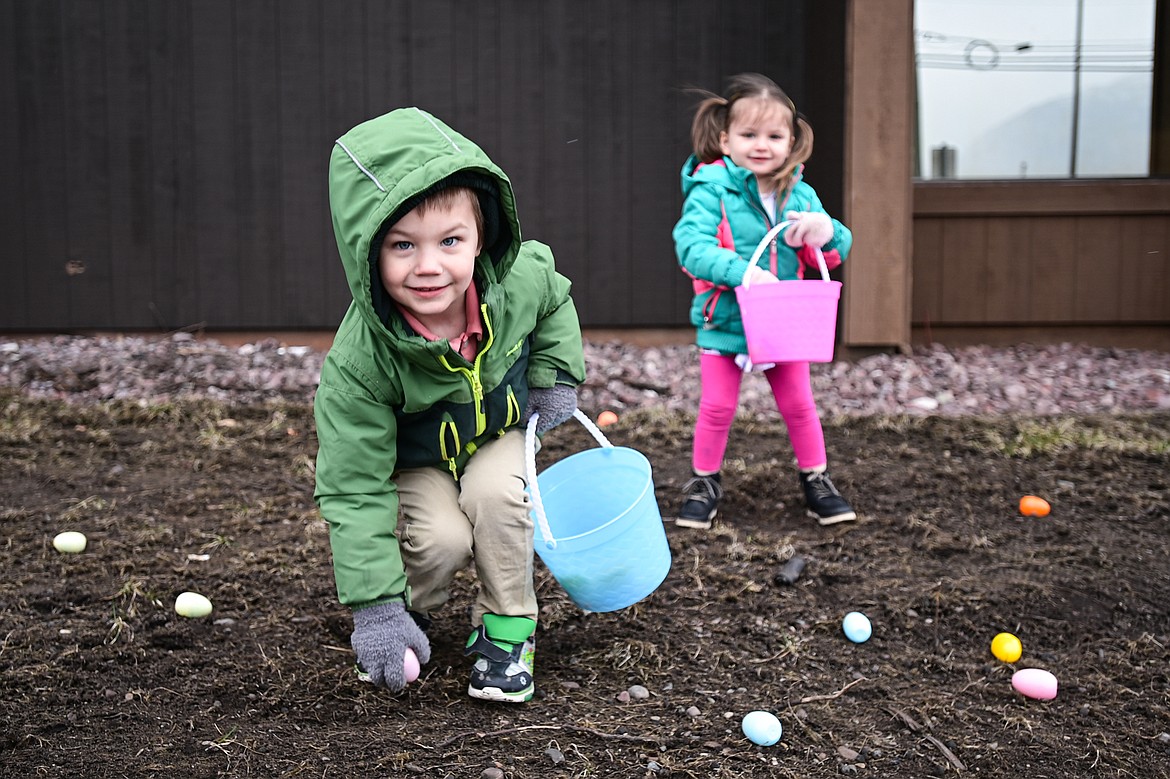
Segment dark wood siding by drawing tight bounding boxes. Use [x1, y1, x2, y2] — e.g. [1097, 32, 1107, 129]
[1, 0, 837, 331]
[912, 181, 1170, 330]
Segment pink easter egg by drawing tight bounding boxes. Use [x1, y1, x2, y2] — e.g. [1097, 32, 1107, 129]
[403, 647, 421, 683]
[1011, 668, 1058, 700]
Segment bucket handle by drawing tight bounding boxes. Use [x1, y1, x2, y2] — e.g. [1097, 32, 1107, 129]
[740, 220, 830, 289]
[525, 409, 613, 550]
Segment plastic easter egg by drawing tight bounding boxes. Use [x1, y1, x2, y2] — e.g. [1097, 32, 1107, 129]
[991, 632, 1023, 663]
[1019, 495, 1051, 517]
[597, 410, 619, 427]
[1012, 668, 1058, 700]
[52, 531, 88, 554]
[403, 647, 421, 683]
[174, 591, 213, 618]
[741, 710, 783, 746]
[842, 611, 872, 643]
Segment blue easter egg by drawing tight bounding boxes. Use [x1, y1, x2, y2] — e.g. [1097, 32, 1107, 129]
[842, 611, 872, 643]
[741, 710, 783, 746]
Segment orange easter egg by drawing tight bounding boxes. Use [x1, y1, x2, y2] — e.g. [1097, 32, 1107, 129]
[597, 410, 619, 427]
[1019, 495, 1051, 517]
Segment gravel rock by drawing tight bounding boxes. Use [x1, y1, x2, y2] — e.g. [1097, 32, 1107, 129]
[2, 334, 1168, 416]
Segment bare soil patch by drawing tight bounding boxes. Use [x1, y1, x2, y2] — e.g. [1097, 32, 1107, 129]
[2, 394, 1169, 777]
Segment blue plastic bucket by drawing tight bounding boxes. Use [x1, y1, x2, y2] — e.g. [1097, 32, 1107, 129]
[526, 411, 671, 612]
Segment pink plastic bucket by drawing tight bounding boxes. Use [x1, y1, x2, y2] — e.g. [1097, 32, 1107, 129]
[736, 279, 841, 363]
[735, 223, 841, 364]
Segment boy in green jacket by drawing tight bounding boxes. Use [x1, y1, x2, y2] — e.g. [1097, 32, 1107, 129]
[314, 107, 586, 703]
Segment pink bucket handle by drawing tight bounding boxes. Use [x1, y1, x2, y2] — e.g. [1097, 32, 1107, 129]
[525, 409, 612, 550]
[740, 220, 831, 288]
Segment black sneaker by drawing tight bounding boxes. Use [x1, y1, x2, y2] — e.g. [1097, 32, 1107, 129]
[464, 625, 535, 703]
[676, 473, 724, 529]
[800, 470, 857, 525]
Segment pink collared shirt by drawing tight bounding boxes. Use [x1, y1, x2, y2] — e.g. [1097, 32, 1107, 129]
[397, 284, 483, 361]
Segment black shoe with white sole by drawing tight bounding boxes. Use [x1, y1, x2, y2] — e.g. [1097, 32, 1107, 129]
[800, 470, 857, 525]
[675, 473, 724, 529]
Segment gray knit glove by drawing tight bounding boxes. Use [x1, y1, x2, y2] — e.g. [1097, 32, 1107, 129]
[523, 385, 578, 435]
[351, 601, 431, 692]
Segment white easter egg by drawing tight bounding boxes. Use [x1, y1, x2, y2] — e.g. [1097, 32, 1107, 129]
[174, 591, 213, 618]
[741, 710, 783, 746]
[53, 531, 88, 554]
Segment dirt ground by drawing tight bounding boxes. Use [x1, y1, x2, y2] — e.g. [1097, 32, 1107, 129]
[2, 392, 1169, 778]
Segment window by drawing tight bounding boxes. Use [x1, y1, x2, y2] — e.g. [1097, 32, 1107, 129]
[915, 0, 1156, 179]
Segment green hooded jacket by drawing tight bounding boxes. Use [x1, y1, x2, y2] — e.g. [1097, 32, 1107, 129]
[314, 107, 586, 609]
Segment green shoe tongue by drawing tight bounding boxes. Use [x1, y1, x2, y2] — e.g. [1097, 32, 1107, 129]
[482, 614, 536, 645]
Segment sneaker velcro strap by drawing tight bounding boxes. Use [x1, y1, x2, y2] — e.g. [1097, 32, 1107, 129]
[463, 626, 513, 663]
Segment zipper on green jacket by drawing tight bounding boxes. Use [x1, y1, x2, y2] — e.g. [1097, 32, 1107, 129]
[504, 385, 521, 427]
[435, 304, 497, 476]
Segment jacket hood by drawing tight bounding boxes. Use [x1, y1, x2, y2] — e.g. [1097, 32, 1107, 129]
[680, 154, 804, 200]
[328, 108, 520, 336]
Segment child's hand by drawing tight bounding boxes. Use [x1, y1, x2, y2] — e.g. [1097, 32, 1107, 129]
[351, 601, 431, 692]
[745, 266, 780, 286]
[524, 385, 578, 434]
[782, 211, 834, 248]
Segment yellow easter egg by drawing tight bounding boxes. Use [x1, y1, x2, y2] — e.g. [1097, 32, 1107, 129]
[53, 531, 88, 554]
[174, 591, 213, 618]
[991, 632, 1023, 663]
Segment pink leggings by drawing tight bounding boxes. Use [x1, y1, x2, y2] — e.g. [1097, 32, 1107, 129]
[692, 352, 827, 473]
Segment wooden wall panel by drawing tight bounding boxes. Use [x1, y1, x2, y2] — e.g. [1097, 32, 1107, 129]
[913, 206, 1170, 328]
[843, 0, 914, 348]
[105, 0, 156, 328]
[62, 1, 114, 327]
[939, 218, 987, 323]
[277, 0, 328, 328]
[984, 217, 1033, 322]
[1074, 216, 1122, 321]
[13, 0, 70, 329]
[190, 0, 240, 327]
[0, 1, 27, 327]
[1, 0, 824, 331]
[911, 219, 943, 325]
[234, 0, 282, 329]
[1119, 216, 1169, 320]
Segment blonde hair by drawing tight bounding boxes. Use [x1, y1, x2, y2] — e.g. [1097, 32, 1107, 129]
[689, 73, 814, 198]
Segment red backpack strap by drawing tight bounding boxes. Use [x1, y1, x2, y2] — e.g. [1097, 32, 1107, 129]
[682, 162, 736, 324]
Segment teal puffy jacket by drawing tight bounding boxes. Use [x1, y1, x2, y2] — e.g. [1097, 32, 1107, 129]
[673, 155, 852, 355]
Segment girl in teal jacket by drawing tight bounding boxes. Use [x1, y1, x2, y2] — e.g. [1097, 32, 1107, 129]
[672, 73, 857, 529]
[315, 108, 586, 702]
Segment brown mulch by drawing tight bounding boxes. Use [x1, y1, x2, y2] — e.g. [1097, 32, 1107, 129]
[2, 388, 1169, 777]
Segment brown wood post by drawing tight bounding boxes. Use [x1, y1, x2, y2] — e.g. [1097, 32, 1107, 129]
[842, 0, 914, 351]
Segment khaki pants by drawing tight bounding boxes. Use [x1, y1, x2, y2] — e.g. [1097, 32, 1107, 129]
[395, 429, 536, 626]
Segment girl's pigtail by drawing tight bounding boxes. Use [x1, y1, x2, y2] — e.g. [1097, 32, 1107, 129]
[770, 114, 816, 200]
[691, 95, 729, 163]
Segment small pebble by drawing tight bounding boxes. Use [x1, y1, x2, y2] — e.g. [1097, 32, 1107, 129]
[628, 684, 650, 700]
[616, 690, 631, 703]
[544, 748, 565, 765]
[838, 746, 860, 761]
[774, 555, 807, 585]
[686, 705, 702, 718]
[1158, 732, 1170, 744]
[480, 769, 504, 779]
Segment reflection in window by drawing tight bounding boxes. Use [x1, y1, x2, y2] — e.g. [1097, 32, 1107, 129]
[915, 0, 1155, 179]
